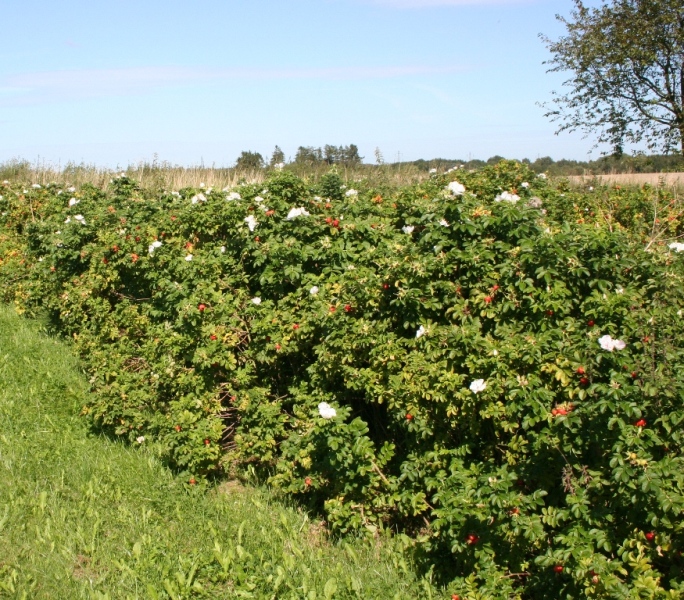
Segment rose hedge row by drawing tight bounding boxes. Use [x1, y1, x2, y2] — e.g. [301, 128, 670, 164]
[1, 162, 683, 598]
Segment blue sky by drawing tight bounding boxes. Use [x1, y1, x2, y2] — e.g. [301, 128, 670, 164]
[1, 0, 607, 167]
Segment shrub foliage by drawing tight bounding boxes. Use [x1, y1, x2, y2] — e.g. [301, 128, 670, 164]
[1, 163, 683, 597]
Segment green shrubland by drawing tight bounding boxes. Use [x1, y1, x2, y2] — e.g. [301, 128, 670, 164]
[0, 305, 436, 599]
[1, 161, 683, 597]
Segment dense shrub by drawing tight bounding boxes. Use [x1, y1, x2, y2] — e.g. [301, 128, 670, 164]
[0, 163, 683, 597]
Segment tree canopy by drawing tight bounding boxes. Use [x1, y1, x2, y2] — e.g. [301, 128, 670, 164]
[235, 151, 265, 171]
[542, 0, 684, 156]
[269, 145, 285, 167]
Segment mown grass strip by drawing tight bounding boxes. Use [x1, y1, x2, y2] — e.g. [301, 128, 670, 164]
[0, 305, 435, 599]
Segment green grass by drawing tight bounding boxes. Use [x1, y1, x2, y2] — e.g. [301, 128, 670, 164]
[0, 305, 437, 599]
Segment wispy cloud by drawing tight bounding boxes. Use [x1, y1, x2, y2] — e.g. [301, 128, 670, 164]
[0, 64, 468, 106]
[364, 0, 532, 6]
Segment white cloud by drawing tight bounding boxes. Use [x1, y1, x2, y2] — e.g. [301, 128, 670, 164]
[1, 64, 468, 106]
[366, 0, 530, 6]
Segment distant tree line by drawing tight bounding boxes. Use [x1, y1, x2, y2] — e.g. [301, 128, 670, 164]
[234, 147, 684, 176]
[402, 154, 684, 176]
[234, 144, 363, 171]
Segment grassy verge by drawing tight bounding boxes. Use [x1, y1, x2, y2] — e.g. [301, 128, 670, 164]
[0, 305, 437, 599]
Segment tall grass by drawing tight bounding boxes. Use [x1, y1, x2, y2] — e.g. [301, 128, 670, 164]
[0, 305, 438, 599]
[0, 158, 433, 192]
[566, 172, 684, 190]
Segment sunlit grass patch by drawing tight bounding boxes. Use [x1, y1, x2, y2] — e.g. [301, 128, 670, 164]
[0, 305, 435, 599]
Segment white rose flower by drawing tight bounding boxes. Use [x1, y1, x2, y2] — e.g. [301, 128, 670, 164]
[309, 286, 319, 295]
[470, 379, 486, 394]
[415, 325, 426, 338]
[136, 436, 145, 444]
[668, 242, 684, 252]
[226, 192, 241, 201]
[251, 297, 262, 305]
[68, 197, 79, 207]
[345, 189, 358, 197]
[439, 219, 449, 227]
[148, 240, 162, 255]
[74, 214, 86, 224]
[598, 334, 626, 352]
[402, 225, 415, 234]
[220, 246, 226, 253]
[318, 402, 337, 419]
[244, 215, 258, 231]
[191, 193, 207, 204]
[286, 207, 310, 220]
[521, 182, 530, 188]
[447, 181, 466, 196]
[495, 191, 520, 203]
[32, 184, 41, 189]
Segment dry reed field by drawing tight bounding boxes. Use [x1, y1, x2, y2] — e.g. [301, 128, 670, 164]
[0, 159, 432, 190]
[4, 157, 684, 192]
[567, 172, 684, 188]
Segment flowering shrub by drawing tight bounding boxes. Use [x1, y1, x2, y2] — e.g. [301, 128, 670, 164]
[1, 162, 683, 597]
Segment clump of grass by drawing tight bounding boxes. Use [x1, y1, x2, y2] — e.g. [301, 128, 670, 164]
[0, 305, 437, 599]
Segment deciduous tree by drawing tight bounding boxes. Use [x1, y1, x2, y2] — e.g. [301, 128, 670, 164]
[235, 151, 265, 171]
[542, 0, 684, 156]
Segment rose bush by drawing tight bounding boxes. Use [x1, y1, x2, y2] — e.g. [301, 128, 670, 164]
[0, 162, 682, 597]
